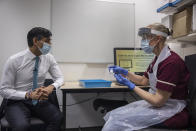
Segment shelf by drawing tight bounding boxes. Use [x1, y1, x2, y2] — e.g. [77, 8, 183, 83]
[157, 3, 174, 14]
[157, 0, 196, 14]
[167, 33, 196, 43]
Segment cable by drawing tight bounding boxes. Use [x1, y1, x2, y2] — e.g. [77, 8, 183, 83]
[64, 92, 131, 107]
[66, 93, 100, 106]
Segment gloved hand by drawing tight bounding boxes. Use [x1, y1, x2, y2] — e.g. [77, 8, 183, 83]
[108, 65, 128, 76]
[114, 74, 135, 90]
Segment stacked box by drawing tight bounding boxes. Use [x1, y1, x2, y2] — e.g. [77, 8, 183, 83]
[172, 7, 192, 38]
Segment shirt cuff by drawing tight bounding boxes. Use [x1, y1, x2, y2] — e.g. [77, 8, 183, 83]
[52, 83, 60, 89]
[19, 91, 27, 99]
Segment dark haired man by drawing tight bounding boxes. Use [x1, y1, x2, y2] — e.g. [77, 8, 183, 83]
[0, 27, 64, 131]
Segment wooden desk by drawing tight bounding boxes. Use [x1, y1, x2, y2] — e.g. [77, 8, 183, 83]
[60, 81, 148, 130]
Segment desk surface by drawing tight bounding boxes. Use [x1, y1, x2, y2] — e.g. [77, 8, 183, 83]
[60, 81, 149, 93]
[61, 81, 128, 89]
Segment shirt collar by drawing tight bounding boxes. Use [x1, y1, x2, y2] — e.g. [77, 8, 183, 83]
[26, 48, 39, 60]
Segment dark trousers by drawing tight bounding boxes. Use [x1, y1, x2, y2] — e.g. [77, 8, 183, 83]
[5, 100, 63, 131]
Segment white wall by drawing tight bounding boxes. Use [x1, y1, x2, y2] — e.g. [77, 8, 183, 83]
[168, 42, 196, 59]
[58, 0, 166, 82]
[52, 0, 135, 63]
[133, 0, 165, 46]
[0, 0, 51, 74]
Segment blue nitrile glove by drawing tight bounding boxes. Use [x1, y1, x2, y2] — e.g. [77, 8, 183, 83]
[114, 74, 135, 90]
[108, 65, 128, 76]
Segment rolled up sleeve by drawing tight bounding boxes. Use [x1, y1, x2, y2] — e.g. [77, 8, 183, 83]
[0, 58, 27, 100]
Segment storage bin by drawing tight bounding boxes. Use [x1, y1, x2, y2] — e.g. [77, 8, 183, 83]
[79, 79, 112, 88]
[159, 0, 175, 8]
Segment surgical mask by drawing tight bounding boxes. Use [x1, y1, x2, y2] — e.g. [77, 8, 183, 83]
[38, 42, 51, 55]
[141, 39, 154, 54]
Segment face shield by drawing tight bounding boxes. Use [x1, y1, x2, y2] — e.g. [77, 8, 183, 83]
[138, 27, 168, 54]
[138, 27, 168, 40]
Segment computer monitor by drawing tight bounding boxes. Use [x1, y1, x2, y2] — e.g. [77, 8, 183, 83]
[114, 48, 154, 75]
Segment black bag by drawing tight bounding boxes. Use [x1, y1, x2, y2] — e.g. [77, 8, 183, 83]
[44, 79, 59, 109]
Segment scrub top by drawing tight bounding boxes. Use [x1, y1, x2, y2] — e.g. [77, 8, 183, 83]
[144, 50, 190, 128]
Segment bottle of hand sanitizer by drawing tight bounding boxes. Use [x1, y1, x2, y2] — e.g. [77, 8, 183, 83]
[109, 68, 113, 73]
[105, 65, 115, 81]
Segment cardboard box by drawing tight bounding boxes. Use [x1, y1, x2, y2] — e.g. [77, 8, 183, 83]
[161, 15, 173, 29]
[193, 4, 196, 32]
[172, 7, 192, 38]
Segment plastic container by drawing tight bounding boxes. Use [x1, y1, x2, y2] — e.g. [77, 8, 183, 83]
[159, 0, 173, 8]
[79, 79, 112, 88]
[157, 0, 181, 13]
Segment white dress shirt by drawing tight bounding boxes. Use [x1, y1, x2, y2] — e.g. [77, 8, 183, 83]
[0, 49, 64, 100]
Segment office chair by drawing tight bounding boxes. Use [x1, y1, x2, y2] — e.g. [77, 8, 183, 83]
[0, 79, 60, 131]
[185, 54, 196, 129]
[94, 54, 196, 131]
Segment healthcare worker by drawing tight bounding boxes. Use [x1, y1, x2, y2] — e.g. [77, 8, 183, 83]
[102, 23, 190, 131]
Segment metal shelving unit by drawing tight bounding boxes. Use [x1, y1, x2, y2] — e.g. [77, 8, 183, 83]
[157, 0, 196, 14]
[158, 0, 196, 43]
[167, 33, 196, 43]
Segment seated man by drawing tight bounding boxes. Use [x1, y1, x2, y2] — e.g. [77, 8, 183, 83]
[0, 27, 64, 131]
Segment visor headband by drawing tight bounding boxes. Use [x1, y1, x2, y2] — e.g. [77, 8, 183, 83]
[151, 29, 168, 37]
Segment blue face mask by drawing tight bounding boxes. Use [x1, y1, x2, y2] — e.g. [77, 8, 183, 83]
[141, 39, 154, 54]
[39, 42, 51, 55]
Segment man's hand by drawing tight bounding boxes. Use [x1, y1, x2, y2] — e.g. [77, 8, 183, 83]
[27, 85, 55, 100]
[38, 85, 55, 100]
[29, 89, 43, 100]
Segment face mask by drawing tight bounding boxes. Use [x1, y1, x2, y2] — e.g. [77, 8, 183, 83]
[38, 42, 51, 55]
[141, 39, 154, 54]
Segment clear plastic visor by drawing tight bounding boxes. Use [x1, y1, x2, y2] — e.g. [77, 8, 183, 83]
[138, 27, 168, 40]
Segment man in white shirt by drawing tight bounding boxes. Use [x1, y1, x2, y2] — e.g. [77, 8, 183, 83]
[0, 27, 64, 131]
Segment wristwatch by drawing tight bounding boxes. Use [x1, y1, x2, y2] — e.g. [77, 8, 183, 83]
[25, 91, 31, 100]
